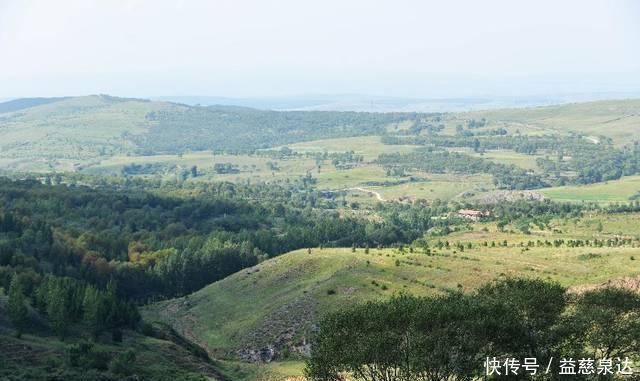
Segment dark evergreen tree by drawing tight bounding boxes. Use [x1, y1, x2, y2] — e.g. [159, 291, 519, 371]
[8, 273, 28, 338]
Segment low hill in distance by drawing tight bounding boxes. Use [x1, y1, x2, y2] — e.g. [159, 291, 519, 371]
[0, 97, 69, 113]
[466, 99, 640, 146]
[0, 95, 417, 172]
[152, 93, 640, 113]
[2, 95, 640, 173]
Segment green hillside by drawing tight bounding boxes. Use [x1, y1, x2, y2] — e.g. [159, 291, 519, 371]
[0, 327, 228, 381]
[0, 95, 163, 170]
[0, 97, 69, 113]
[464, 99, 640, 145]
[3, 96, 640, 380]
[143, 213, 640, 367]
[0, 95, 420, 172]
[2, 95, 640, 174]
[3, 96, 640, 207]
[541, 175, 640, 202]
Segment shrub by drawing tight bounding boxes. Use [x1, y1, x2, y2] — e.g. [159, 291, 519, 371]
[109, 349, 137, 376]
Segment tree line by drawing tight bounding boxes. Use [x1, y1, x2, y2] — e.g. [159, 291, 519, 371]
[377, 148, 547, 190]
[382, 134, 640, 188]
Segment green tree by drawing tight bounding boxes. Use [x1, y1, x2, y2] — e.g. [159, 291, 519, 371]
[109, 348, 137, 376]
[47, 279, 69, 339]
[475, 278, 567, 362]
[306, 279, 571, 381]
[8, 273, 29, 338]
[83, 285, 104, 338]
[306, 293, 489, 381]
[567, 287, 640, 360]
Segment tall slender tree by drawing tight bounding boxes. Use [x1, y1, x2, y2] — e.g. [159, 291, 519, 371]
[8, 273, 28, 338]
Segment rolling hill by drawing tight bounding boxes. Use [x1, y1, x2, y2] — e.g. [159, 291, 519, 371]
[465, 99, 640, 145]
[2, 95, 640, 174]
[0, 95, 640, 177]
[0, 95, 418, 172]
[0, 97, 69, 113]
[143, 214, 640, 366]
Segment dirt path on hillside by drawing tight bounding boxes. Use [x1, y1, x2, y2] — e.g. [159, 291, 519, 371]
[344, 187, 386, 202]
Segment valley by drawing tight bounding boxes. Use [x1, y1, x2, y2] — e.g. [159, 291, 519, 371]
[1, 96, 640, 380]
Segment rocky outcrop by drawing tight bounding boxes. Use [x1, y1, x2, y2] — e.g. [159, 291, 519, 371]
[569, 276, 640, 294]
[476, 190, 545, 204]
[237, 295, 318, 362]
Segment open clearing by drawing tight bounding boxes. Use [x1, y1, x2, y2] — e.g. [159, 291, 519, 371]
[463, 99, 640, 146]
[541, 176, 640, 202]
[283, 136, 417, 161]
[448, 148, 545, 171]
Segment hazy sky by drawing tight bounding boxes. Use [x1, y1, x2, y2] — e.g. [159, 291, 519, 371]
[1, 0, 639, 98]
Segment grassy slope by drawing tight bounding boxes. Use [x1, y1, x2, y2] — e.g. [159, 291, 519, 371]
[3, 96, 639, 173]
[284, 136, 417, 161]
[0, 95, 170, 170]
[373, 173, 494, 201]
[541, 175, 640, 202]
[448, 147, 544, 171]
[0, 97, 69, 113]
[89, 139, 497, 203]
[0, 97, 420, 173]
[464, 99, 640, 145]
[144, 213, 640, 367]
[0, 328, 226, 381]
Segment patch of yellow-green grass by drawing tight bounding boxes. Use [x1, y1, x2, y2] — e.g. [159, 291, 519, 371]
[541, 176, 640, 203]
[437, 114, 557, 137]
[450, 214, 638, 243]
[316, 168, 495, 202]
[450, 213, 640, 247]
[315, 165, 388, 189]
[257, 361, 306, 381]
[549, 213, 640, 239]
[448, 148, 544, 171]
[464, 99, 640, 146]
[94, 149, 449, 192]
[92, 151, 318, 183]
[375, 174, 495, 202]
[218, 360, 306, 381]
[0, 95, 168, 163]
[90, 150, 497, 204]
[284, 136, 417, 161]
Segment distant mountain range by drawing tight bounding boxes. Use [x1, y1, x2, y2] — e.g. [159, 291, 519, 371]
[3, 92, 639, 113]
[152, 92, 640, 112]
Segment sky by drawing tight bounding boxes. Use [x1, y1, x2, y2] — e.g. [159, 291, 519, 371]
[1, 0, 639, 98]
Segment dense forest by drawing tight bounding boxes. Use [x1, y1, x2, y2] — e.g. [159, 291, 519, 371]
[0, 177, 412, 301]
[0, 174, 603, 332]
[134, 106, 421, 154]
